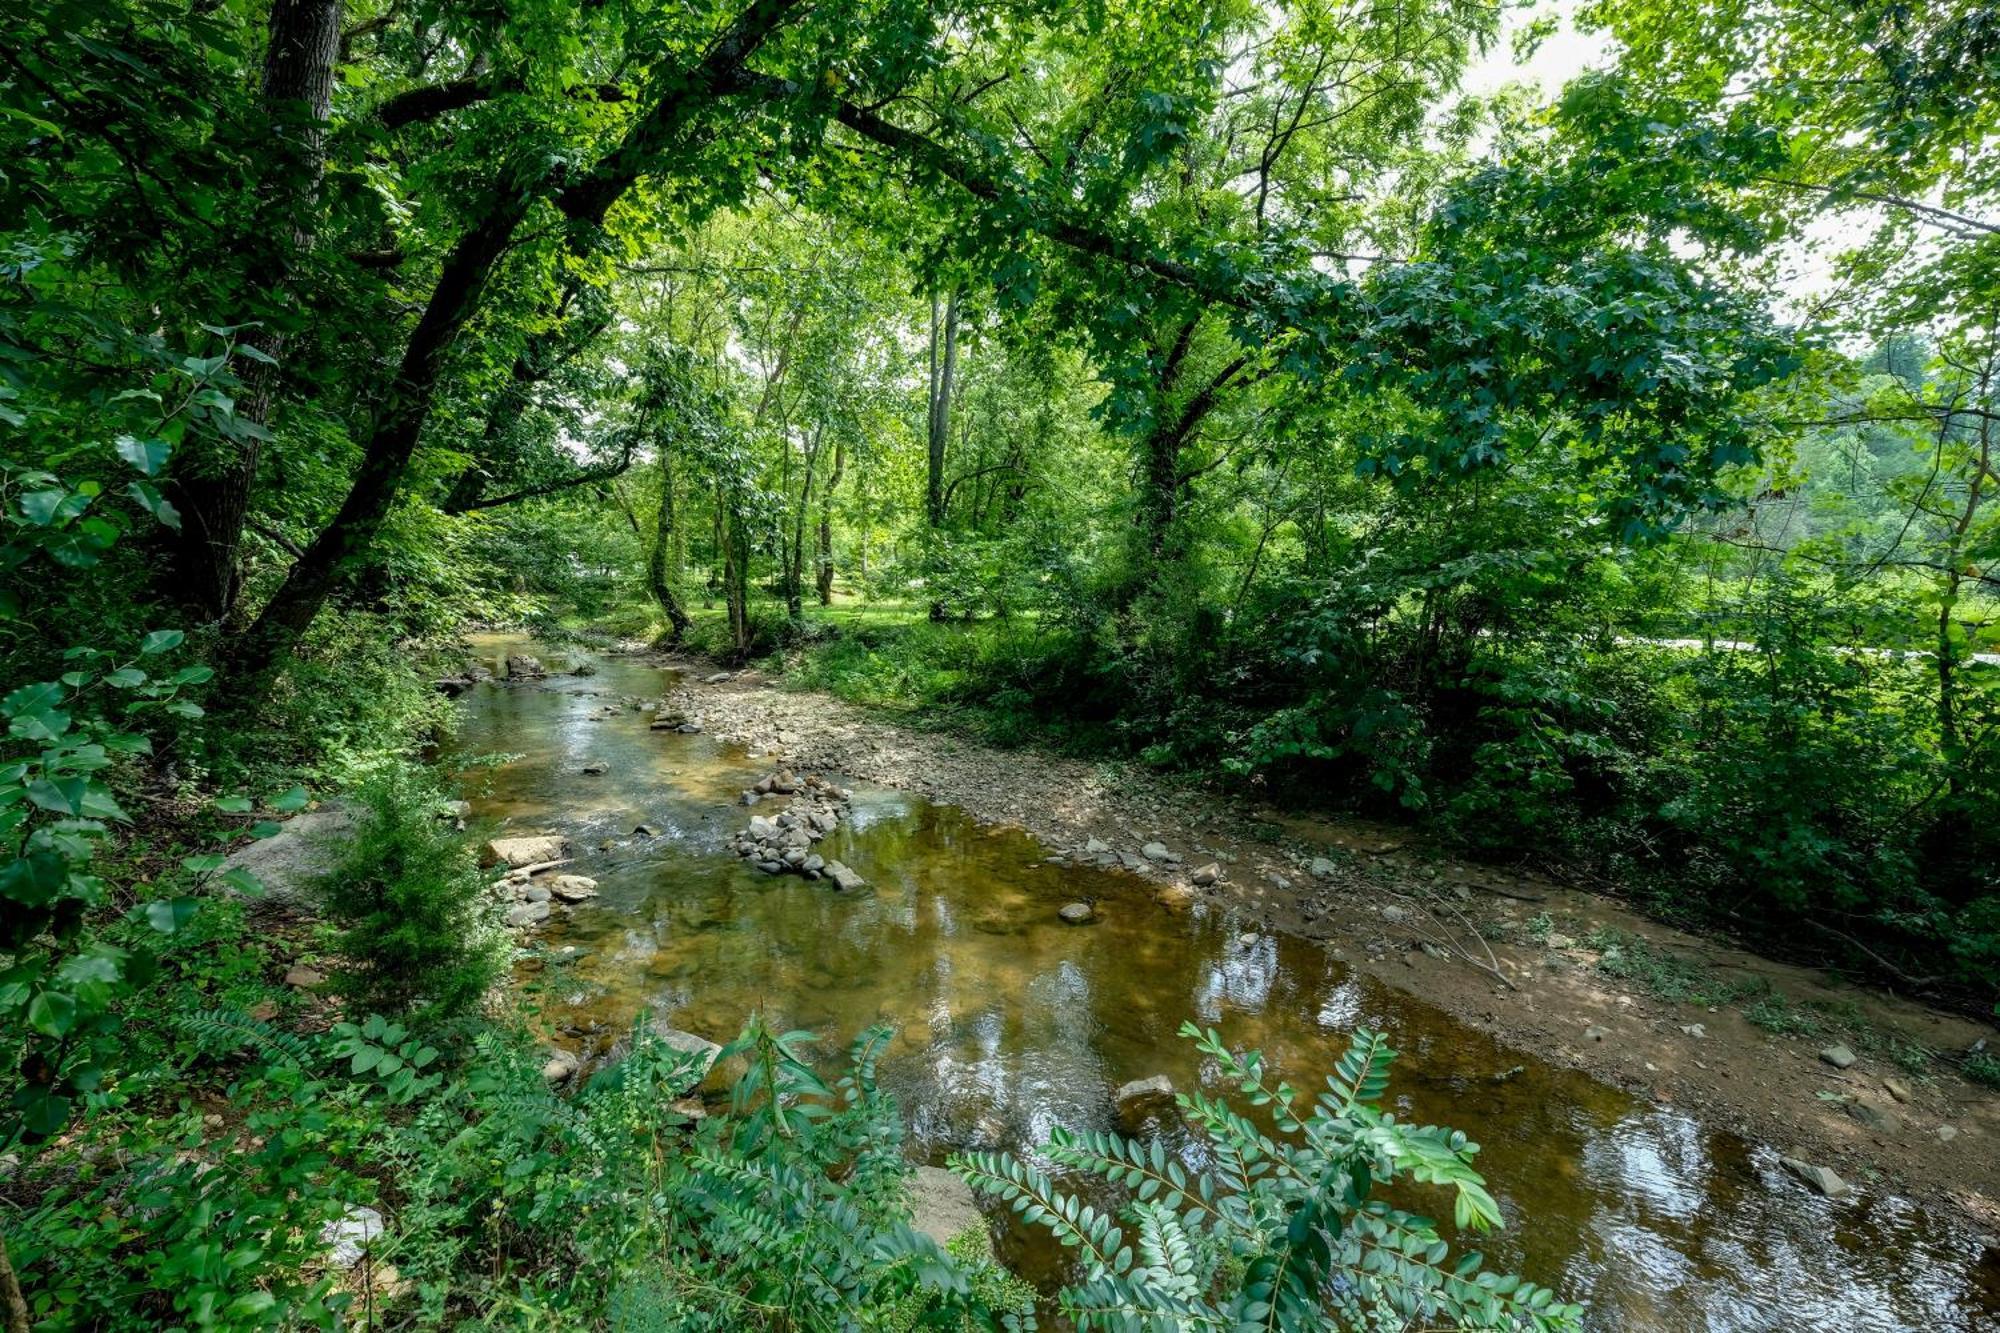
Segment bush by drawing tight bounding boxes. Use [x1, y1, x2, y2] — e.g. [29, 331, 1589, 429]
[314, 764, 504, 1022]
[958, 1023, 1581, 1331]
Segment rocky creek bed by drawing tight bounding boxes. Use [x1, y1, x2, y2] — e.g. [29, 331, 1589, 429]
[652, 650, 2000, 1241]
[388, 635, 2000, 1328]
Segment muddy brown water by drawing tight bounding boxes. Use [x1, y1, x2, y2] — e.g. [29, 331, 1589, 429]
[451, 638, 2000, 1331]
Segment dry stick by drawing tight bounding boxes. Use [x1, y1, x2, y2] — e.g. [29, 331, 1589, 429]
[1, 1233, 29, 1333]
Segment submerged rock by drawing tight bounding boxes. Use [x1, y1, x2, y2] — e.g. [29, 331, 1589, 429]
[504, 900, 551, 927]
[580, 759, 609, 775]
[1059, 902, 1095, 925]
[826, 861, 866, 892]
[1114, 1075, 1175, 1127]
[1155, 884, 1197, 912]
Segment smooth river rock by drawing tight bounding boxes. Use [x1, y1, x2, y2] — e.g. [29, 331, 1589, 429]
[548, 874, 599, 902]
[504, 900, 551, 927]
[483, 834, 569, 868]
[908, 1165, 984, 1248]
[1059, 902, 1095, 925]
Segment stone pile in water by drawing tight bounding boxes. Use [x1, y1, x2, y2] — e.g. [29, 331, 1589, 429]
[730, 770, 866, 890]
[482, 834, 599, 930]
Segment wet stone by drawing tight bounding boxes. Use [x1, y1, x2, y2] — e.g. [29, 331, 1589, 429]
[1059, 902, 1095, 925]
[1780, 1156, 1854, 1199]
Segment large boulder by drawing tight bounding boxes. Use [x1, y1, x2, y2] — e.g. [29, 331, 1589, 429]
[908, 1165, 985, 1248]
[483, 834, 569, 868]
[218, 803, 355, 907]
[505, 654, 545, 678]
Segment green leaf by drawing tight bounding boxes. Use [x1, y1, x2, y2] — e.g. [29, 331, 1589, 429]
[104, 667, 147, 688]
[2, 681, 63, 717]
[212, 795, 253, 813]
[139, 629, 186, 654]
[114, 435, 171, 476]
[270, 785, 310, 813]
[143, 898, 201, 933]
[27, 989, 77, 1036]
[14, 1085, 73, 1137]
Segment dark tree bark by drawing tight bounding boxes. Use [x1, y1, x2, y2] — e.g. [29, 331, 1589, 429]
[926, 288, 959, 621]
[168, 0, 342, 621]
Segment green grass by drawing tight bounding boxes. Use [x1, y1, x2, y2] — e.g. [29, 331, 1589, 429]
[1743, 993, 1822, 1036]
[1587, 928, 1763, 1007]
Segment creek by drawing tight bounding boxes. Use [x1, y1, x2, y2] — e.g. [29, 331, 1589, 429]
[450, 637, 2000, 1331]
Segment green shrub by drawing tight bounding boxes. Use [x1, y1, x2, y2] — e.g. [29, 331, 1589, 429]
[315, 764, 505, 1022]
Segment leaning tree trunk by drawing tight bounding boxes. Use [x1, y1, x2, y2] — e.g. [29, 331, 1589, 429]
[168, 0, 343, 621]
[221, 0, 803, 695]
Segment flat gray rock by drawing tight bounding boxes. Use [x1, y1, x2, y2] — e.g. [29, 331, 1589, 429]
[1780, 1156, 1854, 1199]
[484, 834, 569, 868]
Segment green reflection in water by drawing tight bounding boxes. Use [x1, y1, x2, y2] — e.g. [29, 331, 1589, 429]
[451, 637, 2000, 1332]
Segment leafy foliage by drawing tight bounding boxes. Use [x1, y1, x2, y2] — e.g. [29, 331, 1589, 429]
[957, 1024, 1580, 1331]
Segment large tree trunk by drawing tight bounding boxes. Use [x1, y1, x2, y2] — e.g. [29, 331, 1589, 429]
[816, 433, 844, 604]
[222, 0, 802, 693]
[926, 288, 959, 620]
[168, 0, 342, 621]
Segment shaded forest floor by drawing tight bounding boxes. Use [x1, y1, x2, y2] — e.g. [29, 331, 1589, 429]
[647, 644, 2000, 1235]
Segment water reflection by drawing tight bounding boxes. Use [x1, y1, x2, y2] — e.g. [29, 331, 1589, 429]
[453, 639, 2000, 1331]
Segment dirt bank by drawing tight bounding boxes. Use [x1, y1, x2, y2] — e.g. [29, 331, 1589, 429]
[655, 652, 2000, 1237]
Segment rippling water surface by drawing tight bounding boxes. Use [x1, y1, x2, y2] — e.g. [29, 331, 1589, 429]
[451, 637, 2000, 1331]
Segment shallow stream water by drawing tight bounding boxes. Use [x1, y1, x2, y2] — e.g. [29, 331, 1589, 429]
[450, 637, 2000, 1331]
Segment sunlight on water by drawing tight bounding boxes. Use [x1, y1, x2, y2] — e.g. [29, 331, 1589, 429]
[452, 637, 2000, 1331]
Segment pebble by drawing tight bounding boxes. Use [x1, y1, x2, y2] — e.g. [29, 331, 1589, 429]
[1819, 1044, 1858, 1070]
[1059, 902, 1095, 925]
